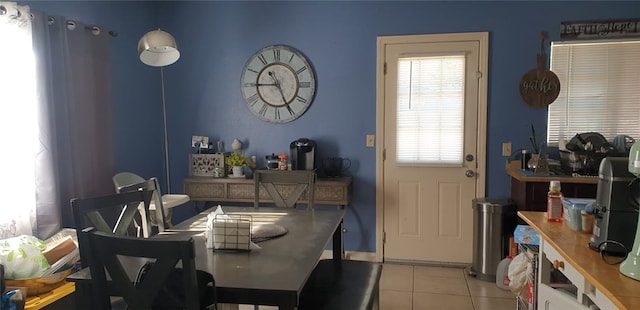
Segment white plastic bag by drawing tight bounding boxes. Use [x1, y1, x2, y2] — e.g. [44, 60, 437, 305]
[0, 235, 50, 279]
[508, 252, 530, 296]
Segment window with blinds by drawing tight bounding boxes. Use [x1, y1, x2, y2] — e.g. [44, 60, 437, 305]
[396, 54, 465, 165]
[548, 40, 640, 144]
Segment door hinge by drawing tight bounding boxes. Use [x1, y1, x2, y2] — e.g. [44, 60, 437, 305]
[383, 231, 386, 243]
[383, 149, 386, 161]
[475, 71, 482, 79]
[383, 62, 387, 75]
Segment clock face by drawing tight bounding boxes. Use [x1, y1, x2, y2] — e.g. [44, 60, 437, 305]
[241, 45, 316, 123]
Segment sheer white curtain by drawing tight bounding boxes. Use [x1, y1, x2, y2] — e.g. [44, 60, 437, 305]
[0, 2, 37, 238]
[0, 2, 115, 239]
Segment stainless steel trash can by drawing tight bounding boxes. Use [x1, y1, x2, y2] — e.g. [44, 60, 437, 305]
[469, 198, 516, 282]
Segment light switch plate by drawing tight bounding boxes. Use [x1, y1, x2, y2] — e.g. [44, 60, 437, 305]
[502, 142, 512, 157]
[366, 135, 375, 147]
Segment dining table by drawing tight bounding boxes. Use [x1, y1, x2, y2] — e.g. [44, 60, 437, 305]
[67, 206, 345, 310]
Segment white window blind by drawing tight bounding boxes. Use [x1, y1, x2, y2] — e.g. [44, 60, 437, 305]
[548, 40, 640, 144]
[396, 54, 465, 165]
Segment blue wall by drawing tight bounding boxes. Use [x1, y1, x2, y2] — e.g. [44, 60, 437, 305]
[24, 1, 640, 253]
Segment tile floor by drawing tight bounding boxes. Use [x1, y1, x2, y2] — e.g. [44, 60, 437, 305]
[239, 262, 519, 310]
[379, 263, 518, 310]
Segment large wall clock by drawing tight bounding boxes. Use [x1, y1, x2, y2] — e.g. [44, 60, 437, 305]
[241, 45, 316, 123]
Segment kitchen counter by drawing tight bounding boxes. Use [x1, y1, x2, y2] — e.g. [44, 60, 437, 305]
[518, 211, 640, 309]
[507, 161, 598, 212]
[506, 160, 598, 184]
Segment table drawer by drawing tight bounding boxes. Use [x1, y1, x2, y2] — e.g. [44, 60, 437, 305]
[542, 241, 586, 293]
[185, 182, 225, 199]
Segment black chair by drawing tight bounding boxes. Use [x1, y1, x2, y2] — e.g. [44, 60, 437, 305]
[71, 190, 154, 267]
[116, 177, 168, 236]
[299, 260, 383, 310]
[79, 227, 215, 310]
[254, 170, 316, 209]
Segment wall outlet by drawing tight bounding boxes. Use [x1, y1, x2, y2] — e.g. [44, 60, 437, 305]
[502, 142, 512, 157]
[366, 135, 375, 147]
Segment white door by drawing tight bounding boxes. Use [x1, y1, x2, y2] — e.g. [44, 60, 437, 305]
[376, 33, 488, 263]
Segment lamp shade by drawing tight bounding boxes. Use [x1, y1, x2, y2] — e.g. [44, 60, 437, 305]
[137, 29, 180, 67]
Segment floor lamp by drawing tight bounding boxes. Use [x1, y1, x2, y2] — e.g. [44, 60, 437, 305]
[138, 29, 180, 192]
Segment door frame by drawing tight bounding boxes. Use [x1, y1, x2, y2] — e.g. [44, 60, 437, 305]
[375, 32, 489, 262]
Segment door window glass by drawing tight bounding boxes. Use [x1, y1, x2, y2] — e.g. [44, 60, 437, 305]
[396, 54, 465, 165]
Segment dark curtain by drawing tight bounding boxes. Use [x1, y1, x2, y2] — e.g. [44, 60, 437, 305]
[32, 13, 115, 238]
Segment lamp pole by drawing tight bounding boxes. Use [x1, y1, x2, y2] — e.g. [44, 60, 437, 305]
[138, 29, 179, 193]
[160, 66, 170, 193]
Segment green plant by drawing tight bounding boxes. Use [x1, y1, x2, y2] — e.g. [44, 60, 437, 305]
[225, 152, 248, 167]
[529, 123, 541, 154]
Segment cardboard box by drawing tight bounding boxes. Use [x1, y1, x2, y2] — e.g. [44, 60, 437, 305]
[514, 225, 540, 245]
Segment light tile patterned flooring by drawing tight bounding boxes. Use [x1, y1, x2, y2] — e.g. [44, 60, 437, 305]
[380, 263, 518, 310]
[239, 262, 518, 310]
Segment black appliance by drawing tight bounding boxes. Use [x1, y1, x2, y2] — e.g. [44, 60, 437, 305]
[290, 138, 316, 170]
[589, 157, 639, 255]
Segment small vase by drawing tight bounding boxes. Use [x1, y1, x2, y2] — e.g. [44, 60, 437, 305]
[232, 166, 243, 177]
[527, 154, 540, 170]
[528, 154, 550, 170]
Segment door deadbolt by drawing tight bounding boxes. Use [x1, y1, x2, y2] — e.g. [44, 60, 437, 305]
[465, 154, 474, 161]
[465, 170, 475, 177]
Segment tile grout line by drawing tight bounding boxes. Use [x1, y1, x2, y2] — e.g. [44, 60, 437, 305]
[464, 272, 478, 310]
[411, 265, 415, 310]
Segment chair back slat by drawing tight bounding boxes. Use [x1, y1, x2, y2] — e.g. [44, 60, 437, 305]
[115, 173, 169, 233]
[254, 170, 316, 209]
[71, 190, 154, 267]
[117, 178, 166, 235]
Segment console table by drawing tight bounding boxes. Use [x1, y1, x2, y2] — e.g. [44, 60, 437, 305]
[183, 176, 352, 207]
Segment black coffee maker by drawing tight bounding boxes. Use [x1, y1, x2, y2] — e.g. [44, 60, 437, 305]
[589, 157, 639, 255]
[290, 138, 316, 170]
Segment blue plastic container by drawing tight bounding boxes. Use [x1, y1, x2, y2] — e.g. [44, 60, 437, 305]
[561, 198, 595, 232]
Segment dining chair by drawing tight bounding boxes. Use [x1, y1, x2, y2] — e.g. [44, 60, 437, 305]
[253, 170, 316, 209]
[113, 172, 191, 230]
[71, 190, 154, 268]
[79, 227, 216, 310]
[117, 178, 167, 236]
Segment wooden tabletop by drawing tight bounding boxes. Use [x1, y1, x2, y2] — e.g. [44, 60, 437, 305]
[518, 211, 640, 310]
[166, 207, 345, 308]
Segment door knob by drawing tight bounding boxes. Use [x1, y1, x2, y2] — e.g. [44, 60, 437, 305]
[465, 154, 474, 161]
[465, 170, 475, 177]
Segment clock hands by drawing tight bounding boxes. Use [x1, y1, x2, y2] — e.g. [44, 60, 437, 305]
[268, 71, 295, 115]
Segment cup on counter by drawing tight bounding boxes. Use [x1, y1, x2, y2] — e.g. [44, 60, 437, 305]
[581, 211, 594, 234]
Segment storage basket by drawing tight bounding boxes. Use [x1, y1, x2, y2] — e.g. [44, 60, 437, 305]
[212, 214, 252, 250]
[190, 153, 226, 177]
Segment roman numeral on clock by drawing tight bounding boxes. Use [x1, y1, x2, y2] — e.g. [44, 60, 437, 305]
[286, 104, 295, 116]
[259, 104, 269, 116]
[296, 66, 307, 75]
[247, 93, 259, 105]
[273, 49, 281, 62]
[258, 54, 268, 65]
[296, 96, 307, 103]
